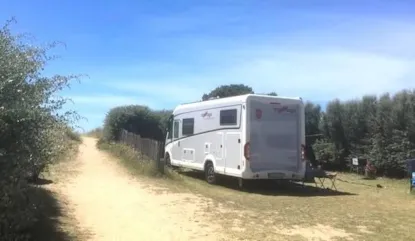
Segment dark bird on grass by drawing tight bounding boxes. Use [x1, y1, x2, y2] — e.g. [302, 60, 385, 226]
[376, 184, 384, 193]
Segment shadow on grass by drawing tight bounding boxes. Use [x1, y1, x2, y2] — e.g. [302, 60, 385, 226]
[337, 177, 381, 188]
[30, 177, 54, 185]
[179, 170, 356, 197]
[26, 182, 73, 241]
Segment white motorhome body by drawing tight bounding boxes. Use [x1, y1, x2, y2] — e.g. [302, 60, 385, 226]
[164, 94, 306, 184]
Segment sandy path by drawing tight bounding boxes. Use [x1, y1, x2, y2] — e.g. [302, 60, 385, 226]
[61, 137, 225, 241]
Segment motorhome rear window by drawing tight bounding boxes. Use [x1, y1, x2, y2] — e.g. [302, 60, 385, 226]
[220, 109, 237, 125]
[182, 118, 194, 135]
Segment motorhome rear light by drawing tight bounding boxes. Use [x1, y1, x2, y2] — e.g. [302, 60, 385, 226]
[244, 142, 250, 160]
[301, 144, 306, 161]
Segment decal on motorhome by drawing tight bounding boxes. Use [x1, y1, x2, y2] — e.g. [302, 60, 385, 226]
[201, 111, 213, 119]
[274, 106, 296, 114]
[255, 109, 262, 119]
[269, 102, 296, 114]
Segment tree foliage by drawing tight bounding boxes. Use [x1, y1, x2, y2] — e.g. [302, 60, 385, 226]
[103, 105, 172, 142]
[201, 84, 278, 100]
[202, 84, 254, 100]
[310, 90, 415, 177]
[0, 20, 80, 240]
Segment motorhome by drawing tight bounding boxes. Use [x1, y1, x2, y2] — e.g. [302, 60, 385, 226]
[164, 94, 306, 187]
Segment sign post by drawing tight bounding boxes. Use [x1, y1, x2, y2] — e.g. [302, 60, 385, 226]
[411, 172, 415, 193]
[408, 159, 415, 193]
[352, 158, 358, 166]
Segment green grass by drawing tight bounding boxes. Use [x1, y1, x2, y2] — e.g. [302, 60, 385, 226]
[96, 140, 182, 181]
[99, 141, 415, 241]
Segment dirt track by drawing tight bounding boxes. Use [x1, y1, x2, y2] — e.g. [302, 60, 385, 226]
[44, 137, 367, 241]
[58, 137, 226, 241]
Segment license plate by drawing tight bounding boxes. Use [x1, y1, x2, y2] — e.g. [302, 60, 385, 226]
[268, 173, 284, 179]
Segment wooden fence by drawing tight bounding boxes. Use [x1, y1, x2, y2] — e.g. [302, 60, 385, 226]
[119, 129, 165, 173]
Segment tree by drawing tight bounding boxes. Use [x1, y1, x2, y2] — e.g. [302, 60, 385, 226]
[0, 19, 80, 239]
[202, 84, 254, 100]
[304, 102, 322, 165]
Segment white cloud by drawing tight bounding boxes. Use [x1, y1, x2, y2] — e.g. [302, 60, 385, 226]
[103, 49, 414, 104]
[105, 81, 210, 103]
[94, 12, 415, 108]
[223, 50, 414, 101]
[66, 95, 161, 109]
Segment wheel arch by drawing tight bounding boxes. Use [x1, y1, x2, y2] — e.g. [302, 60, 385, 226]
[203, 154, 216, 171]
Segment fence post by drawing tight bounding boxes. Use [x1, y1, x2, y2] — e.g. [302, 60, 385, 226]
[134, 133, 138, 150]
[120, 129, 125, 144]
[156, 141, 164, 174]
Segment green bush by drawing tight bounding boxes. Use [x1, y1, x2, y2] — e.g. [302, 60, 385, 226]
[102, 105, 171, 142]
[64, 126, 82, 142]
[0, 20, 80, 240]
[86, 127, 103, 138]
[152, 109, 173, 138]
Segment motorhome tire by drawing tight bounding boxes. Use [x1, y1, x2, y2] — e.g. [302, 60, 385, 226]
[165, 154, 179, 170]
[205, 162, 216, 184]
[238, 178, 244, 189]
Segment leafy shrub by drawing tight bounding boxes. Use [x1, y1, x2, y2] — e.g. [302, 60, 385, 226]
[64, 126, 82, 142]
[0, 19, 80, 240]
[86, 127, 103, 138]
[103, 105, 171, 142]
[152, 109, 173, 138]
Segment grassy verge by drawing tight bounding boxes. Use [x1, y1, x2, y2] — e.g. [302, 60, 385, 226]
[98, 140, 415, 241]
[96, 140, 182, 181]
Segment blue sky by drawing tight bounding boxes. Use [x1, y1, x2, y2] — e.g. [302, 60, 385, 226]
[2, 0, 415, 131]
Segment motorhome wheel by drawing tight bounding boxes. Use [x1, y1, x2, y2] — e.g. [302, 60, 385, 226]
[238, 178, 244, 189]
[205, 162, 216, 184]
[164, 154, 171, 167]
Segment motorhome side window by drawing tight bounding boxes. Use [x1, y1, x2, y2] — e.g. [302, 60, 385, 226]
[182, 118, 194, 136]
[220, 109, 237, 125]
[173, 120, 179, 138]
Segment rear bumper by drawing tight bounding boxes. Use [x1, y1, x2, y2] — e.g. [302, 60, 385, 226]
[241, 168, 305, 180]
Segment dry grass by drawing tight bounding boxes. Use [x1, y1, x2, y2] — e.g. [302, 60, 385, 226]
[100, 141, 415, 241]
[165, 172, 415, 241]
[97, 140, 181, 180]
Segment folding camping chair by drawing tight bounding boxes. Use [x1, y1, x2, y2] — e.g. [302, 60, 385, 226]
[315, 171, 338, 191]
